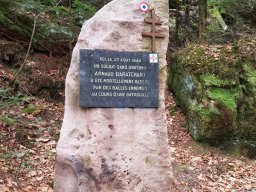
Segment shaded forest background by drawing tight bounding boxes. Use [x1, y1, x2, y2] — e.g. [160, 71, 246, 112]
[0, 0, 108, 56]
[0, 0, 112, 100]
[170, 0, 255, 46]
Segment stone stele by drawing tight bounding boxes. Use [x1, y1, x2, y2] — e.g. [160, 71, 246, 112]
[54, 0, 171, 191]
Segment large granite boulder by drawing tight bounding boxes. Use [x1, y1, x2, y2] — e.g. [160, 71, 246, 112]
[55, 0, 171, 191]
[169, 36, 256, 158]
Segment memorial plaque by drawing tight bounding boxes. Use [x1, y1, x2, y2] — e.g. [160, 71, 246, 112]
[80, 49, 159, 108]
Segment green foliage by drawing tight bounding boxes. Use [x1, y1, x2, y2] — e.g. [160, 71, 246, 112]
[72, 0, 96, 26]
[219, 0, 256, 18]
[20, 160, 34, 171]
[22, 104, 43, 114]
[0, 0, 33, 38]
[9, 92, 30, 105]
[209, 0, 256, 31]
[42, 23, 73, 37]
[0, 0, 14, 12]
[0, 115, 16, 125]
[0, 149, 35, 171]
[0, 88, 8, 99]
[0, 88, 30, 108]
[0, 150, 15, 162]
[204, 22, 227, 44]
[171, 0, 255, 46]
[17, 0, 46, 13]
[37, 0, 58, 6]
[50, 5, 69, 16]
[0, 0, 97, 55]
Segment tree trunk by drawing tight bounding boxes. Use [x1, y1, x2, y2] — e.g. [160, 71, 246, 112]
[175, 0, 180, 45]
[198, 0, 207, 42]
[185, 0, 191, 25]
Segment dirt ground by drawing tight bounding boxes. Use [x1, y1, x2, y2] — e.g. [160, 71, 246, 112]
[0, 54, 66, 192]
[166, 93, 256, 191]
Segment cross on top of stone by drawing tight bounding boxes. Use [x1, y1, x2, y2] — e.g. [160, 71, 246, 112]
[142, 9, 165, 53]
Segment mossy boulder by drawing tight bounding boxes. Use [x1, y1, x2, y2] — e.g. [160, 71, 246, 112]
[168, 36, 256, 157]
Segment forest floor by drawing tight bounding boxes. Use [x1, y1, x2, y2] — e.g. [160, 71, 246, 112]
[166, 93, 256, 192]
[0, 54, 256, 192]
[0, 54, 66, 192]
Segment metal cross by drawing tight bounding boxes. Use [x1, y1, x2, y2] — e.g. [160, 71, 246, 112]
[142, 9, 165, 53]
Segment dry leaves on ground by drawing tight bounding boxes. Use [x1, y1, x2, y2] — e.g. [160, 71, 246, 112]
[166, 91, 256, 192]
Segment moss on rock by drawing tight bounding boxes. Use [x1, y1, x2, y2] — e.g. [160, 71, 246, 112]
[207, 88, 237, 110]
[168, 36, 256, 157]
[200, 74, 237, 87]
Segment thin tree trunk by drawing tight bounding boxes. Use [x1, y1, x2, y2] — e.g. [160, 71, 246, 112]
[11, 0, 63, 85]
[198, 0, 207, 42]
[175, 0, 180, 46]
[69, 0, 72, 55]
[185, 0, 191, 25]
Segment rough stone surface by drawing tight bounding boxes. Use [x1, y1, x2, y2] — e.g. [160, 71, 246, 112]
[168, 40, 256, 158]
[54, 0, 171, 191]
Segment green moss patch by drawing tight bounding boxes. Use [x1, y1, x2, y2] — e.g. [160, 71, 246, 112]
[168, 36, 256, 157]
[188, 103, 235, 144]
[207, 88, 237, 110]
[177, 44, 240, 82]
[200, 74, 236, 87]
[242, 64, 256, 96]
